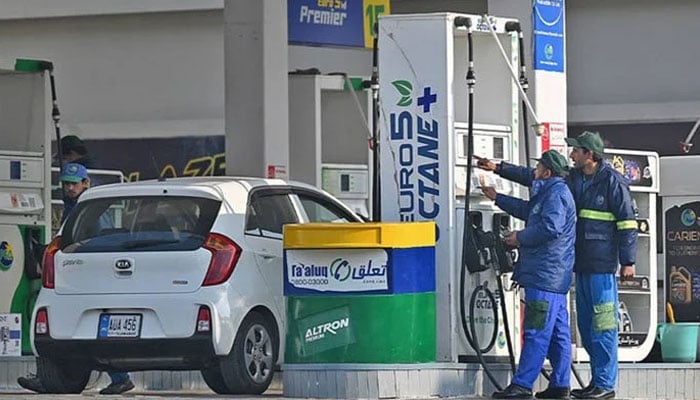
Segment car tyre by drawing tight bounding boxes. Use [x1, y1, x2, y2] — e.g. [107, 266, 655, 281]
[218, 311, 277, 394]
[201, 364, 230, 394]
[36, 356, 91, 394]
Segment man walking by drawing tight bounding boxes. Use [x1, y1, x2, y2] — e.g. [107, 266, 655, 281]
[476, 131, 637, 400]
[481, 150, 576, 399]
[18, 163, 135, 395]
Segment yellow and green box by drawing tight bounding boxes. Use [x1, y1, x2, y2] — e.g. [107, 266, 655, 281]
[283, 222, 436, 364]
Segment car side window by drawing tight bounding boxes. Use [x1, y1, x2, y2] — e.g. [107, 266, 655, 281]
[296, 193, 353, 223]
[245, 193, 298, 239]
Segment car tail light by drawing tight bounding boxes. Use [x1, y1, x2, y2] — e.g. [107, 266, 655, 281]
[42, 236, 61, 289]
[197, 306, 211, 332]
[35, 308, 49, 335]
[201, 233, 242, 286]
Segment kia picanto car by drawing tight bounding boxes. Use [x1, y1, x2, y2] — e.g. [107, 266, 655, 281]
[31, 177, 362, 394]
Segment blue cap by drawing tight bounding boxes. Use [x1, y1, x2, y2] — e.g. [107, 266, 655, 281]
[60, 163, 88, 183]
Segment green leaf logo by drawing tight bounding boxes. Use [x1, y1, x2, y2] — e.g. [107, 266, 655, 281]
[392, 80, 413, 107]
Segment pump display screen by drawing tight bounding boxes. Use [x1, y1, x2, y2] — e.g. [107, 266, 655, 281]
[340, 174, 350, 192]
[456, 131, 509, 162]
[493, 137, 504, 160]
[10, 160, 20, 180]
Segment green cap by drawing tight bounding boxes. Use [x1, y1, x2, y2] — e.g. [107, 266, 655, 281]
[61, 135, 86, 154]
[565, 131, 605, 156]
[534, 150, 570, 177]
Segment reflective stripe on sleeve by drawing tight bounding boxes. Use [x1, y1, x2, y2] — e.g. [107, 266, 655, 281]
[578, 209, 616, 222]
[616, 220, 637, 230]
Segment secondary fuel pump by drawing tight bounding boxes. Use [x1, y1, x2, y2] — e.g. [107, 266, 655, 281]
[0, 67, 52, 354]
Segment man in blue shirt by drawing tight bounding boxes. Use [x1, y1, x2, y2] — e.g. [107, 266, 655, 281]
[480, 150, 576, 399]
[18, 163, 134, 395]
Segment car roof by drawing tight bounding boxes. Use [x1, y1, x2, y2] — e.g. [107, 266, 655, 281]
[80, 176, 328, 201]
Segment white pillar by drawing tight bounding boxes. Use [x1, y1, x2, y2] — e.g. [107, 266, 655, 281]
[224, 0, 289, 178]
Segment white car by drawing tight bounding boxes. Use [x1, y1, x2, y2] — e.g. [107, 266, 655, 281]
[32, 177, 363, 394]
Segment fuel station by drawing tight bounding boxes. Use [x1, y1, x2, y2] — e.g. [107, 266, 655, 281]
[0, 3, 683, 398]
[282, 11, 661, 399]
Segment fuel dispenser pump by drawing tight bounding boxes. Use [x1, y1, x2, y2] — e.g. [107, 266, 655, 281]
[378, 13, 523, 375]
[0, 67, 52, 354]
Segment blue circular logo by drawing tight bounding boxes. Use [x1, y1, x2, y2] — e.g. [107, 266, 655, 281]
[0, 241, 14, 271]
[544, 44, 554, 60]
[330, 258, 352, 282]
[681, 209, 697, 227]
[497, 331, 506, 349]
[535, 1, 564, 27]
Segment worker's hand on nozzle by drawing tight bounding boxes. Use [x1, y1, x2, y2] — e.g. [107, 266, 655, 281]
[473, 155, 496, 171]
[504, 231, 520, 247]
[480, 186, 497, 201]
[620, 265, 634, 280]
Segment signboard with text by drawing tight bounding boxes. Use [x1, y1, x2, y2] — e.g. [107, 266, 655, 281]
[533, 0, 565, 72]
[284, 248, 388, 294]
[296, 306, 355, 356]
[288, 0, 389, 48]
[665, 201, 700, 322]
[0, 313, 21, 357]
[71, 136, 225, 182]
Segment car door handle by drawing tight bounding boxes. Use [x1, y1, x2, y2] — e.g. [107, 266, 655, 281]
[258, 253, 276, 260]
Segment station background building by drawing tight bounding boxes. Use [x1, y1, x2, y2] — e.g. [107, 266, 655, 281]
[1, 0, 698, 179]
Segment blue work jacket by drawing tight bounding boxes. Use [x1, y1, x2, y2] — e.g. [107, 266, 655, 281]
[495, 177, 576, 293]
[61, 196, 77, 224]
[498, 161, 638, 275]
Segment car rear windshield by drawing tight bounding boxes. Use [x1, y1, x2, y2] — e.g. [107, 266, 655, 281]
[60, 196, 221, 253]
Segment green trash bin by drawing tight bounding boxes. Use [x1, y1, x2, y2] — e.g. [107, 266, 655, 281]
[283, 222, 436, 364]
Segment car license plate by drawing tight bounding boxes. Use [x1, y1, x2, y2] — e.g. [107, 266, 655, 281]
[98, 314, 142, 338]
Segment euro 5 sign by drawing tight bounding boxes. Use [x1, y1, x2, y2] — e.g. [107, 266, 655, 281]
[387, 80, 441, 222]
[378, 15, 451, 243]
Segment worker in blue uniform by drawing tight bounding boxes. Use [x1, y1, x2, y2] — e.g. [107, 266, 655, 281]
[480, 150, 576, 399]
[477, 131, 637, 400]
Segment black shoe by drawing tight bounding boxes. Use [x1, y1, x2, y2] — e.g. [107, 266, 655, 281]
[17, 374, 47, 394]
[493, 383, 534, 399]
[570, 383, 593, 398]
[99, 379, 135, 395]
[536, 386, 570, 399]
[576, 387, 614, 399]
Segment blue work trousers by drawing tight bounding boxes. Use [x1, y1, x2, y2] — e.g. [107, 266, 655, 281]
[575, 273, 618, 391]
[109, 371, 130, 384]
[512, 287, 571, 390]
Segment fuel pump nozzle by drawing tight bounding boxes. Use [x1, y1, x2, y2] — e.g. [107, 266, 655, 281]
[680, 118, 700, 153]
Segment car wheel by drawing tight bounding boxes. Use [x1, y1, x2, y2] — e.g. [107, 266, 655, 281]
[201, 364, 230, 394]
[36, 356, 91, 394]
[219, 311, 277, 394]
